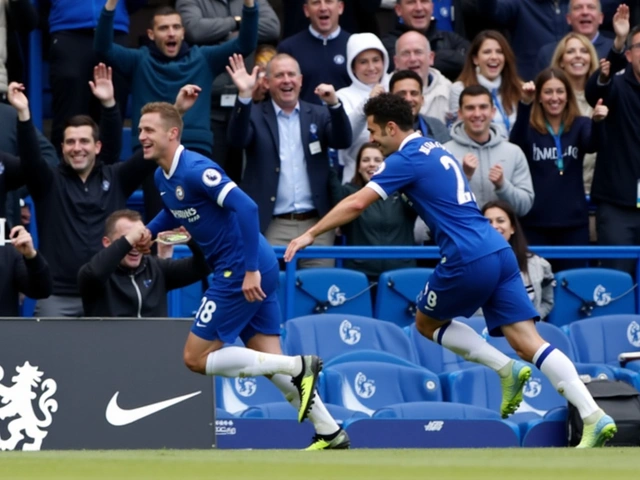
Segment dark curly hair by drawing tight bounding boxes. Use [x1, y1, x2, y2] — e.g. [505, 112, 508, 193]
[363, 93, 414, 131]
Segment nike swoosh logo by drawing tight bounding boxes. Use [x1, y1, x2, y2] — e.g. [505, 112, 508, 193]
[160, 191, 167, 196]
[196, 322, 207, 328]
[105, 390, 201, 426]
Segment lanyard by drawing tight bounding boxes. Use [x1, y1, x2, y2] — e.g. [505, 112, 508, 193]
[545, 121, 565, 175]
[418, 116, 430, 137]
[491, 89, 511, 133]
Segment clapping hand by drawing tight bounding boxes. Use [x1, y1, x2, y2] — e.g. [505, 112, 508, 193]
[175, 84, 202, 115]
[592, 99, 609, 122]
[462, 153, 478, 180]
[89, 63, 115, 108]
[226, 53, 258, 98]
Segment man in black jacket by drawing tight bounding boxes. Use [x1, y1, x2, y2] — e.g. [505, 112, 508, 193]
[7, 64, 158, 317]
[0, 224, 52, 317]
[78, 209, 210, 317]
[381, 0, 469, 80]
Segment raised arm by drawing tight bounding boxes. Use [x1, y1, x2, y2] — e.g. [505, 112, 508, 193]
[226, 54, 257, 148]
[77, 236, 135, 297]
[10, 226, 52, 300]
[90, 63, 122, 165]
[315, 84, 353, 149]
[8, 83, 54, 199]
[509, 82, 535, 150]
[94, 0, 142, 77]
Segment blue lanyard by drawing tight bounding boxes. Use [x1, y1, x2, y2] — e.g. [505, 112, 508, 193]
[544, 121, 565, 175]
[418, 116, 430, 137]
[490, 89, 511, 133]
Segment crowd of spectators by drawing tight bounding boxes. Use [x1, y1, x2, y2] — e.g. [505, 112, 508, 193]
[1, 0, 640, 319]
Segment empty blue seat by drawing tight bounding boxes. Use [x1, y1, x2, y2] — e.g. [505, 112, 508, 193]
[121, 127, 133, 161]
[321, 361, 441, 415]
[290, 268, 373, 319]
[546, 268, 636, 327]
[373, 401, 503, 420]
[374, 268, 434, 327]
[569, 315, 640, 375]
[215, 375, 285, 416]
[241, 402, 368, 427]
[166, 245, 207, 318]
[282, 314, 416, 363]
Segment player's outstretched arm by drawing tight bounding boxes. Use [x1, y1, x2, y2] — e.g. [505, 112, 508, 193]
[284, 187, 380, 262]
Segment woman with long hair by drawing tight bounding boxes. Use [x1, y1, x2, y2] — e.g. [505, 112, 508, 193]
[509, 67, 608, 270]
[482, 200, 555, 319]
[550, 33, 599, 194]
[329, 142, 417, 285]
[449, 30, 522, 136]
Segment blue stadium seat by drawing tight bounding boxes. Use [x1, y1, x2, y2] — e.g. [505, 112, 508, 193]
[216, 408, 235, 419]
[282, 314, 416, 363]
[321, 361, 441, 415]
[546, 268, 636, 327]
[121, 127, 133, 161]
[569, 315, 640, 376]
[324, 350, 418, 369]
[215, 375, 285, 415]
[290, 268, 373, 318]
[166, 245, 207, 318]
[277, 271, 286, 322]
[372, 401, 503, 420]
[126, 190, 145, 216]
[374, 268, 434, 327]
[241, 402, 368, 427]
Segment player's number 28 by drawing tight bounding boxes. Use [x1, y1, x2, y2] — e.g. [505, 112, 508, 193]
[196, 298, 217, 323]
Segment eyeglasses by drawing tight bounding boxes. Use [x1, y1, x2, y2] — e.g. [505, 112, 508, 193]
[629, 42, 640, 51]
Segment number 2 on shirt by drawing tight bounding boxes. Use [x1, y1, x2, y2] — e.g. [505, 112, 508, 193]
[440, 155, 473, 205]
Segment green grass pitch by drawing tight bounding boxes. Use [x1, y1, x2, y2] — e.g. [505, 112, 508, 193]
[1, 449, 640, 480]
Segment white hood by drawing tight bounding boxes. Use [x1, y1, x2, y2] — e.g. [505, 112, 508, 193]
[345, 32, 390, 89]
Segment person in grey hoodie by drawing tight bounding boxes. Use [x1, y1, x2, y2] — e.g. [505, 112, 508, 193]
[445, 84, 534, 217]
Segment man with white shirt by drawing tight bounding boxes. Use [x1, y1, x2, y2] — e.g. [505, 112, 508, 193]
[278, 0, 352, 104]
[393, 31, 452, 124]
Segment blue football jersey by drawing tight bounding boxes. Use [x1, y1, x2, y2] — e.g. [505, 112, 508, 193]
[367, 133, 508, 267]
[152, 147, 277, 275]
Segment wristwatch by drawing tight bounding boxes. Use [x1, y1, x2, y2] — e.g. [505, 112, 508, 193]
[234, 16, 241, 31]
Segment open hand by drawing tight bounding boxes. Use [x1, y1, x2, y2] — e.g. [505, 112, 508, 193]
[613, 4, 630, 40]
[284, 232, 315, 263]
[226, 53, 258, 98]
[89, 63, 115, 107]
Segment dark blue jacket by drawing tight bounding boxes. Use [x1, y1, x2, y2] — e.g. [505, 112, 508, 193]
[478, 0, 570, 81]
[586, 49, 640, 208]
[510, 102, 602, 227]
[278, 29, 351, 105]
[45, 0, 146, 33]
[227, 99, 352, 232]
[535, 33, 614, 75]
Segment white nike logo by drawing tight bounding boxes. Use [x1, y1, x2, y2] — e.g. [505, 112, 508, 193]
[105, 391, 201, 426]
[160, 191, 167, 196]
[196, 322, 207, 328]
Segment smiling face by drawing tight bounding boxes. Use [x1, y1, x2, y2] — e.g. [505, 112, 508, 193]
[394, 31, 433, 82]
[626, 31, 640, 82]
[474, 38, 505, 81]
[567, 0, 603, 40]
[395, 0, 434, 32]
[304, 0, 343, 36]
[138, 112, 175, 161]
[539, 77, 568, 119]
[459, 93, 495, 139]
[147, 14, 184, 58]
[391, 77, 423, 118]
[357, 147, 384, 183]
[559, 37, 592, 79]
[62, 126, 101, 177]
[267, 56, 303, 111]
[353, 49, 385, 85]
[104, 218, 145, 269]
[484, 206, 514, 242]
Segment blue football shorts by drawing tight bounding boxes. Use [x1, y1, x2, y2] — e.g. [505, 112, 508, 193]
[417, 247, 540, 336]
[190, 263, 282, 343]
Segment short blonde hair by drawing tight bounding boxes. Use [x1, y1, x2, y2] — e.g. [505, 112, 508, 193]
[140, 102, 183, 138]
[550, 33, 599, 80]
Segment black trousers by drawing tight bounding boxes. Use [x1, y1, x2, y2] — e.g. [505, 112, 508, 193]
[523, 224, 590, 273]
[596, 202, 640, 277]
[49, 29, 130, 154]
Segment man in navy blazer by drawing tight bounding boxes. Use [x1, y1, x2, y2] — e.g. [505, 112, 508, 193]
[227, 53, 352, 268]
[534, 0, 614, 75]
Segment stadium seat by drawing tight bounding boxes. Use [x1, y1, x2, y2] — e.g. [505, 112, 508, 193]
[121, 127, 133, 161]
[321, 361, 441, 415]
[373, 401, 504, 420]
[215, 375, 285, 415]
[282, 314, 416, 363]
[569, 315, 640, 381]
[166, 245, 207, 318]
[241, 402, 368, 427]
[324, 350, 418, 369]
[374, 268, 434, 327]
[277, 271, 286, 322]
[546, 268, 636, 327]
[290, 268, 373, 319]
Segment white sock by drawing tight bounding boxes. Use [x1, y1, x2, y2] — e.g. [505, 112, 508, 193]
[270, 374, 340, 435]
[205, 347, 302, 377]
[533, 343, 601, 420]
[433, 320, 512, 373]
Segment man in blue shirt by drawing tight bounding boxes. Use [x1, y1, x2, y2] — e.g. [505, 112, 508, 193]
[136, 97, 349, 450]
[285, 92, 617, 448]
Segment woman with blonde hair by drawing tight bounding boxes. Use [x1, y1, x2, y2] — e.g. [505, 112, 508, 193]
[449, 30, 522, 137]
[550, 33, 599, 194]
